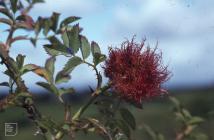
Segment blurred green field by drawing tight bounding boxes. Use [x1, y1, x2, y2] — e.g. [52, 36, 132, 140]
[0, 88, 214, 140]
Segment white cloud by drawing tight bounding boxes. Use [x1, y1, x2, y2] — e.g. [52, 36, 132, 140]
[1, 0, 213, 90]
[102, 0, 214, 87]
[31, 0, 103, 17]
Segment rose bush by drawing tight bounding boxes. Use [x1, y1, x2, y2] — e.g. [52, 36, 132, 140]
[0, 1, 211, 140]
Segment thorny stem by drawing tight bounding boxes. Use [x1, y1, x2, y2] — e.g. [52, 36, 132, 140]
[64, 104, 71, 122]
[6, 26, 15, 47]
[0, 44, 42, 118]
[175, 125, 193, 140]
[83, 60, 102, 89]
[0, 27, 46, 136]
[72, 83, 111, 121]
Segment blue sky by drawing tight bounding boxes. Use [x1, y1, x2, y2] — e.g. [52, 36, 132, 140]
[1, 0, 214, 92]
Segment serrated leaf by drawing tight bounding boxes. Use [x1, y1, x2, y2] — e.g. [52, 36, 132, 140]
[80, 35, 90, 59]
[48, 36, 62, 45]
[34, 17, 43, 35]
[33, 68, 51, 82]
[45, 36, 71, 56]
[50, 12, 60, 32]
[63, 56, 82, 74]
[93, 53, 106, 66]
[30, 37, 37, 46]
[62, 31, 69, 47]
[37, 82, 58, 95]
[187, 116, 204, 125]
[45, 57, 56, 75]
[91, 41, 101, 56]
[43, 19, 52, 36]
[21, 64, 51, 82]
[16, 22, 33, 30]
[16, 15, 27, 21]
[16, 54, 25, 69]
[0, 82, 9, 87]
[175, 112, 185, 122]
[55, 71, 71, 84]
[4, 70, 13, 77]
[11, 0, 18, 13]
[44, 44, 69, 56]
[66, 24, 81, 53]
[169, 96, 181, 109]
[182, 109, 192, 119]
[59, 88, 75, 96]
[120, 108, 136, 130]
[116, 119, 131, 138]
[60, 16, 81, 28]
[21, 64, 39, 74]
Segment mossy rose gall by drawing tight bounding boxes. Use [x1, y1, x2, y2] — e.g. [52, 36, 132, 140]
[104, 38, 170, 104]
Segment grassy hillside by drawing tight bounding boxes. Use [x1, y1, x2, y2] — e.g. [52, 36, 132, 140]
[0, 88, 214, 140]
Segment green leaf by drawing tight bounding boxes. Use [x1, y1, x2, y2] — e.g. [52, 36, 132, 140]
[16, 54, 25, 69]
[43, 19, 52, 36]
[55, 56, 82, 84]
[45, 36, 70, 56]
[169, 96, 180, 108]
[45, 57, 56, 75]
[21, 64, 51, 82]
[16, 15, 27, 21]
[60, 16, 81, 28]
[120, 108, 136, 130]
[34, 17, 43, 35]
[66, 24, 81, 53]
[30, 37, 37, 47]
[157, 133, 165, 140]
[182, 109, 192, 119]
[50, 12, 60, 32]
[62, 31, 69, 47]
[91, 41, 101, 56]
[116, 119, 131, 138]
[187, 116, 204, 125]
[36, 82, 58, 95]
[63, 56, 82, 74]
[55, 71, 71, 84]
[21, 64, 39, 75]
[93, 53, 106, 66]
[11, 0, 18, 13]
[143, 125, 157, 140]
[33, 68, 51, 82]
[175, 112, 185, 122]
[44, 44, 69, 56]
[59, 88, 75, 96]
[80, 35, 90, 59]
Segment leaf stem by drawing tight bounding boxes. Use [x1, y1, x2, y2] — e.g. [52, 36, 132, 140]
[72, 83, 111, 121]
[83, 60, 102, 89]
[64, 104, 71, 122]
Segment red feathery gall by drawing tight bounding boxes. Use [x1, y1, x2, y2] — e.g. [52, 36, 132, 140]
[104, 38, 170, 104]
